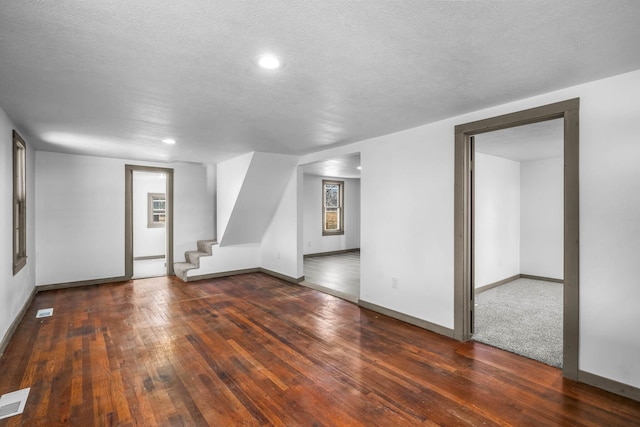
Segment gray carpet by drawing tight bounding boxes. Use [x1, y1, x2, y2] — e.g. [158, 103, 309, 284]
[473, 278, 563, 368]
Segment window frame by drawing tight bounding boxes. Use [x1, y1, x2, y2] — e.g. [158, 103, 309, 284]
[13, 130, 27, 275]
[322, 179, 344, 236]
[147, 192, 166, 228]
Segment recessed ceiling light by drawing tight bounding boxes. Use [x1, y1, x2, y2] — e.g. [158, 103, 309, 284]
[257, 55, 282, 70]
[357, 166, 362, 170]
[162, 138, 176, 145]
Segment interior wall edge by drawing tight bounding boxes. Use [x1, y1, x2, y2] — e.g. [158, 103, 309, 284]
[185, 268, 303, 285]
[519, 274, 563, 283]
[133, 255, 165, 261]
[579, 370, 640, 403]
[358, 299, 455, 339]
[36, 275, 129, 292]
[476, 273, 564, 294]
[475, 274, 520, 293]
[303, 248, 360, 258]
[259, 268, 305, 284]
[0, 286, 36, 358]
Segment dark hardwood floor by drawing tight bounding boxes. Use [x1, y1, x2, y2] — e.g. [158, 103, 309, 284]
[1, 273, 638, 426]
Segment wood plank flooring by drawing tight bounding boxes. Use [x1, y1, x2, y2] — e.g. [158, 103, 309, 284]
[1, 273, 639, 426]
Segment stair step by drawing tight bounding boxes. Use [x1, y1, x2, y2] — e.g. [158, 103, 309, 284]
[174, 262, 197, 282]
[185, 250, 209, 267]
[174, 239, 218, 282]
[197, 239, 218, 254]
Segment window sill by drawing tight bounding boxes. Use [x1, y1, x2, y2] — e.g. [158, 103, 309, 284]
[322, 231, 345, 236]
[13, 256, 27, 275]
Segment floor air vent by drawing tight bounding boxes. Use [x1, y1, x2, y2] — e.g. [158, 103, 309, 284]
[0, 402, 20, 417]
[36, 308, 54, 318]
[0, 387, 30, 420]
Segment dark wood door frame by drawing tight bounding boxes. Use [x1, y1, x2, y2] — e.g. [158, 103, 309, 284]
[125, 165, 175, 279]
[454, 98, 580, 380]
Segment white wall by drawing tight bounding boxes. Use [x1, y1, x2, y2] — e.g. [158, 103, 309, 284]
[173, 161, 215, 257]
[189, 152, 300, 280]
[189, 168, 303, 281]
[217, 152, 253, 242]
[303, 174, 361, 255]
[206, 163, 217, 240]
[361, 126, 455, 328]
[35, 152, 213, 285]
[221, 152, 298, 246]
[191, 244, 261, 279]
[474, 153, 563, 287]
[521, 157, 563, 279]
[261, 169, 303, 279]
[299, 69, 640, 389]
[474, 153, 521, 287]
[0, 106, 36, 347]
[133, 171, 165, 258]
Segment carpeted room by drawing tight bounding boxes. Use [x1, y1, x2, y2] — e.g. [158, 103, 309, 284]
[472, 120, 564, 367]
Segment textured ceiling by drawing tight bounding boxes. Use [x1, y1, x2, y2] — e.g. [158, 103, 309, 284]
[303, 154, 361, 179]
[1, 1, 639, 164]
[475, 119, 563, 163]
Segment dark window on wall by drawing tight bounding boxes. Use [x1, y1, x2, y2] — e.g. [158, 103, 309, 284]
[13, 130, 27, 275]
[322, 180, 344, 235]
[147, 193, 166, 228]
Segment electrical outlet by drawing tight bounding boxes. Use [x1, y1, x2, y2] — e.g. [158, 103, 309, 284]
[391, 277, 398, 289]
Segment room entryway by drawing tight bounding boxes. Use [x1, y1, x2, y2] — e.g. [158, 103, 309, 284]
[300, 154, 361, 303]
[132, 171, 167, 278]
[471, 119, 564, 367]
[125, 165, 175, 279]
[133, 257, 166, 279]
[454, 98, 580, 380]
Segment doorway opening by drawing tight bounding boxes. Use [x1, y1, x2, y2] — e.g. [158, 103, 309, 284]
[125, 165, 174, 279]
[454, 98, 579, 380]
[472, 119, 564, 367]
[300, 154, 361, 303]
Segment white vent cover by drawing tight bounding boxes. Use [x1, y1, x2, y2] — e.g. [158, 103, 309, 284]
[0, 402, 20, 417]
[36, 308, 54, 318]
[0, 387, 30, 420]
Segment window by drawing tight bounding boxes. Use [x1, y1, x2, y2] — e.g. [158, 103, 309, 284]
[13, 130, 27, 275]
[322, 180, 344, 235]
[147, 193, 166, 228]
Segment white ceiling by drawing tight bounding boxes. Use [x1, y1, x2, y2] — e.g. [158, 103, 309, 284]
[303, 154, 361, 179]
[475, 119, 564, 163]
[1, 1, 639, 164]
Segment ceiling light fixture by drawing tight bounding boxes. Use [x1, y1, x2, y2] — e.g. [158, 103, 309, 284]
[162, 138, 176, 145]
[357, 166, 362, 170]
[257, 55, 282, 70]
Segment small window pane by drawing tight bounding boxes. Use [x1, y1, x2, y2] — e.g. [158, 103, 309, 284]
[325, 185, 339, 208]
[325, 209, 339, 230]
[148, 193, 166, 228]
